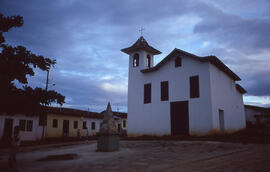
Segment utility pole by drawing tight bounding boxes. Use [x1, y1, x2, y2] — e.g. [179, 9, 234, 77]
[42, 69, 50, 140]
[45, 69, 49, 91]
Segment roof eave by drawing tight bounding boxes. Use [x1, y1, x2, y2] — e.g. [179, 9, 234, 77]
[121, 47, 161, 55]
[236, 84, 247, 94]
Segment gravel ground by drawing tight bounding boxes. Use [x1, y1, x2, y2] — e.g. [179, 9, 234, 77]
[1, 140, 270, 172]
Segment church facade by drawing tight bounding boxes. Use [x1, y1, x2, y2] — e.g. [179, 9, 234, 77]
[122, 36, 246, 136]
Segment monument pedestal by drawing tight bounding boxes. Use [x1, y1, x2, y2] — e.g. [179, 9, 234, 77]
[97, 102, 120, 152]
[97, 134, 119, 152]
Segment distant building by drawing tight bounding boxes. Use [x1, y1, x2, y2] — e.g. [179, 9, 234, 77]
[122, 36, 246, 136]
[100, 110, 127, 136]
[0, 106, 127, 141]
[0, 112, 43, 141]
[245, 105, 270, 130]
[46, 107, 102, 138]
[46, 107, 127, 138]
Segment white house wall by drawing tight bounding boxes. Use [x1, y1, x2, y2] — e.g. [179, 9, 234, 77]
[0, 114, 43, 141]
[128, 52, 213, 136]
[209, 64, 246, 133]
[82, 118, 102, 136]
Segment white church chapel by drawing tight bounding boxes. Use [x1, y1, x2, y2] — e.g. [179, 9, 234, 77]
[122, 36, 247, 136]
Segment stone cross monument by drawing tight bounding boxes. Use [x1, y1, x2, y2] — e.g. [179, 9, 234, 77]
[97, 102, 119, 152]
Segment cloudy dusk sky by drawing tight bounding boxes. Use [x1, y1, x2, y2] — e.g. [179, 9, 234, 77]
[1, 0, 270, 112]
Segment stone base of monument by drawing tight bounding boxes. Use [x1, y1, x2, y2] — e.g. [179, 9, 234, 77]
[97, 134, 119, 152]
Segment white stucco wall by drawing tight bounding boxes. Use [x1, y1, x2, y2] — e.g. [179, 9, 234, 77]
[128, 51, 213, 136]
[209, 64, 246, 133]
[0, 114, 43, 141]
[82, 118, 102, 136]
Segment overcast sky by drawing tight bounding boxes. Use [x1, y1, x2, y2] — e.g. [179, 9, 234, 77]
[1, 0, 270, 112]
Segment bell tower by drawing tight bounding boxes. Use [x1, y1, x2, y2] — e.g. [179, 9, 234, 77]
[121, 36, 161, 71]
[121, 36, 161, 136]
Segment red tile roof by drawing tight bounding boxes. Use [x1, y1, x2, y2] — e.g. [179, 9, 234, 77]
[141, 48, 241, 81]
[121, 36, 161, 55]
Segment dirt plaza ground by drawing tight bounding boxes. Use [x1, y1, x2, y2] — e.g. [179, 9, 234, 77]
[1, 140, 270, 172]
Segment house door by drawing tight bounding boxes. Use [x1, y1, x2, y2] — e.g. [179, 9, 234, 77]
[170, 101, 189, 136]
[63, 120, 69, 137]
[3, 118, 13, 142]
[118, 124, 121, 133]
[219, 110, 225, 133]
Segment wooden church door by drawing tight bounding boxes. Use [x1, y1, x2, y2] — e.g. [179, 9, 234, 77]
[170, 101, 189, 136]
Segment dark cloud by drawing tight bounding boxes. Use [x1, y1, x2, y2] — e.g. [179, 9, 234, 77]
[193, 2, 270, 53]
[1, 0, 270, 110]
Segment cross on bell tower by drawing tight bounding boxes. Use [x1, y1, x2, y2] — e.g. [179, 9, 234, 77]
[139, 27, 145, 36]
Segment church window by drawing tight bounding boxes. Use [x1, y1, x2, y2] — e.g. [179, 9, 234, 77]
[144, 83, 151, 104]
[133, 53, 139, 67]
[161, 81, 169, 101]
[175, 57, 182, 67]
[147, 54, 151, 68]
[190, 75, 200, 98]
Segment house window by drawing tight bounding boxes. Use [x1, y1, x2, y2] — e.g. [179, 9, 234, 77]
[19, 120, 26, 131]
[53, 119, 58, 128]
[144, 83, 151, 104]
[190, 75, 200, 98]
[83, 121, 87, 129]
[133, 53, 139, 67]
[147, 54, 151, 68]
[74, 121, 78, 129]
[26, 120, 33, 131]
[175, 57, 182, 67]
[123, 120, 126, 128]
[161, 81, 169, 101]
[91, 122, 96, 130]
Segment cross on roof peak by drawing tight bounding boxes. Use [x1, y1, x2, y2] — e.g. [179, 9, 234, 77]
[139, 27, 145, 36]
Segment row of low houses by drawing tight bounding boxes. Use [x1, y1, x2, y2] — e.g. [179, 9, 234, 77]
[0, 107, 127, 142]
[245, 105, 270, 131]
[1, 104, 269, 141]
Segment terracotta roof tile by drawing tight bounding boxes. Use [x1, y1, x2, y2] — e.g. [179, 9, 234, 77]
[121, 36, 161, 55]
[141, 48, 241, 81]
